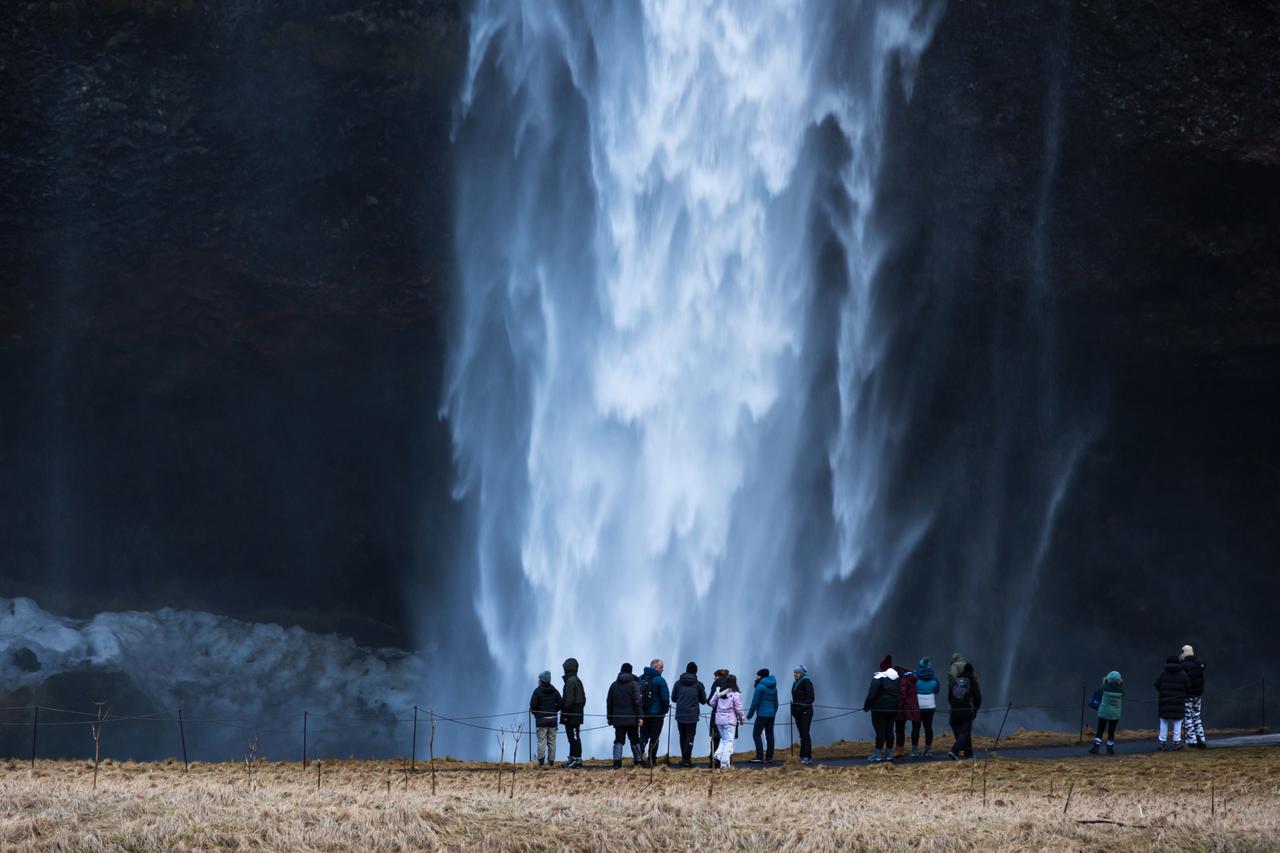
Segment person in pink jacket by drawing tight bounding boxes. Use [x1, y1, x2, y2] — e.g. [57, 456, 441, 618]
[709, 674, 746, 768]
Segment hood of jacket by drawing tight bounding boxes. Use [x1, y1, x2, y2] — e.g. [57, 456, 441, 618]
[1104, 671, 1123, 689]
[1162, 660, 1183, 675]
[563, 658, 579, 677]
[756, 674, 777, 691]
[642, 665, 661, 680]
[916, 666, 935, 681]
[615, 671, 639, 685]
[677, 672, 700, 687]
[874, 668, 900, 680]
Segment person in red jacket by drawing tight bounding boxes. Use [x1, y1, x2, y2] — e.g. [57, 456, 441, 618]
[895, 663, 920, 759]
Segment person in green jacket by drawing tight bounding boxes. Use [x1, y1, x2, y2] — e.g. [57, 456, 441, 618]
[1089, 670, 1124, 755]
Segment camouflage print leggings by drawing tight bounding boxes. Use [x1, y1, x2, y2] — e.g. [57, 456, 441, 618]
[1183, 697, 1205, 744]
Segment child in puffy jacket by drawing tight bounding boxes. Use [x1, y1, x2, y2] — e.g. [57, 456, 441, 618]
[1089, 671, 1124, 756]
[913, 658, 940, 758]
[710, 674, 746, 768]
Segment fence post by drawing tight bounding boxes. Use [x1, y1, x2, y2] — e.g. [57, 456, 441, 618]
[992, 703, 1012, 752]
[411, 706, 419, 771]
[302, 711, 308, 769]
[527, 712, 533, 764]
[1077, 686, 1085, 744]
[665, 706, 673, 766]
[789, 705, 794, 758]
[1262, 678, 1267, 732]
[178, 708, 189, 772]
[30, 706, 38, 769]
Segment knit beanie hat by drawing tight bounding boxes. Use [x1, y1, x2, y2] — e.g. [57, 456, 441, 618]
[686, 661, 698, 674]
[757, 668, 769, 677]
[794, 664, 807, 675]
[621, 662, 633, 674]
[918, 657, 932, 669]
[538, 670, 551, 683]
[1180, 644, 1194, 659]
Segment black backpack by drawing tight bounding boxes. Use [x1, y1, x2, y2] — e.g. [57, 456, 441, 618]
[639, 675, 657, 712]
[950, 676, 971, 704]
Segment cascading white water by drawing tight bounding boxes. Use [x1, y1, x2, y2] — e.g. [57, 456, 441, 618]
[447, 1, 942, 747]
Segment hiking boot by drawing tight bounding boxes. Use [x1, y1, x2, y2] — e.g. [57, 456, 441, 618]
[1172, 740, 1183, 751]
[612, 759, 622, 769]
[909, 748, 919, 759]
[537, 759, 545, 767]
[1106, 744, 1114, 756]
[1089, 743, 1100, 755]
[923, 749, 933, 758]
[1157, 741, 1166, 752]
[1196, 740, 1208, 750]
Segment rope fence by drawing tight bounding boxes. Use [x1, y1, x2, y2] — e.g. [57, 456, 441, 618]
[2, 677, 1269, 766]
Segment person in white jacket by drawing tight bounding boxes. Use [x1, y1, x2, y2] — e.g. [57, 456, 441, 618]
[709, 674, 746, 768]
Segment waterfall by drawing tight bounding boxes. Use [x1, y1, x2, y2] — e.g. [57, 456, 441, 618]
[446, 0, 943, 744]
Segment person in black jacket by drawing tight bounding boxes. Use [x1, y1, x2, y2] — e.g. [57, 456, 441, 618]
[1180, 645, 1207, 749]
[560, 657, 586, 768]
[946, 662, 981, 760]
[606, 662, 645, 768]
[792, 665, 815, 766]
[670, 662, 708, 767]
[863, 655, 901, 763]
[1155, 655, 1189, 750]
[529, 671, 563, 767]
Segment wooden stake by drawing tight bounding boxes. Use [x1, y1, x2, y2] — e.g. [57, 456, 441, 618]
[1063, 780, 1075, 815]
[982, 760, 988, 806]
[496, 728, 506, 795]
[178, 709, 189, 772]
[969, 758, 976, 796]
[1211, 781, 1215, 818]
[429, 708, 437, 796]
[29, 706, 38, 769]
[302, 711, 308, 769]
[316, 760, 321, 793]
[411, 706, 418, 772]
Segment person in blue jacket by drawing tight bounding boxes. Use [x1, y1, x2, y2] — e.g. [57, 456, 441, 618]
[638, 659, 670, 766]
[912, 657, 940, 758]
[746, 668, 779, 763]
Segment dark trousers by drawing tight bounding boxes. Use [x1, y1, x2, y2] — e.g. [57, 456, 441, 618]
[677, 721, 698, 763]
[911, 709, 935, 748]
[872, 711, 895, 750]
[613, 724, 641, 755]
[1095, 717, 1118, 743]
[794, 708, 813, 760]
[641, 716, 665, 762]
[563, 722, 582, 759]
[752, 716, 775, 761]
[950, 716, 974, 757]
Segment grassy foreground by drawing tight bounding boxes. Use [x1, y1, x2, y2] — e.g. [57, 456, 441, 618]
[3, 747, 1279, 851]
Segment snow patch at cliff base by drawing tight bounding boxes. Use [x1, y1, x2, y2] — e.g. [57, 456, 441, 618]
[0, 598, 437, 760]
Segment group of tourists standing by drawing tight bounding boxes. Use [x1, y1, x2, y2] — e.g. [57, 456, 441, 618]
[528, 644, 1209, 768]
[1088, 644, 1208, 755]
[862, 653, 980, 763]
[529, 659, 818, 769]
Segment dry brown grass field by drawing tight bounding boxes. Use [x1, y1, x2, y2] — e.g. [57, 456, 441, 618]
[3, 746, 1279, 851]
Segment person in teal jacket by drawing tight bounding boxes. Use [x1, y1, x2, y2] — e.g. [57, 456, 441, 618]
[746, 669, 778, 763]
[1090, 670, 1124, 755]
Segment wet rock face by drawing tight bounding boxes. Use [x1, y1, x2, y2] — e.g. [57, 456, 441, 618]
[1, 1, 467, 647]
[872, 0, 1280, 698]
